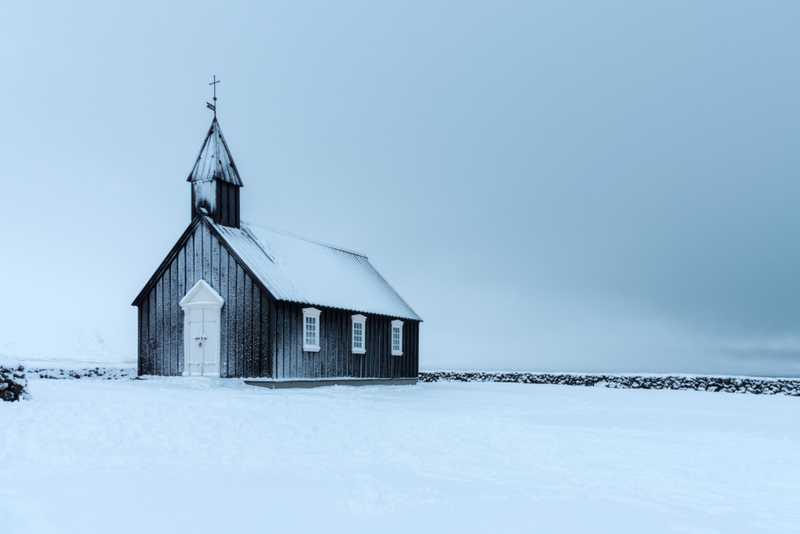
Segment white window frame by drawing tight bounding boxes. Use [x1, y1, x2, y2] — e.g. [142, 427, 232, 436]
[302, 307, 321, 352]
[351, 314, 367, 354]
[391, 319, 404, 356]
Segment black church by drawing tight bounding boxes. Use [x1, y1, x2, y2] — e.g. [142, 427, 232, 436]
[132, 112, 421, 387]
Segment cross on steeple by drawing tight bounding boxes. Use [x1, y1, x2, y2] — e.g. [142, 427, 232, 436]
[207, 75, 220, 117]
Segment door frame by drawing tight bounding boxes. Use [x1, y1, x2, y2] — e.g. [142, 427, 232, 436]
[180, 279, 225, 378]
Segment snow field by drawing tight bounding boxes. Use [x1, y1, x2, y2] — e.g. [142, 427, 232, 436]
[1, 378, 799, 533]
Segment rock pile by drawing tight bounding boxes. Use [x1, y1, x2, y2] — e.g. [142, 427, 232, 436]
[419, 371, 800, 396]
[0, 361, 29, 402]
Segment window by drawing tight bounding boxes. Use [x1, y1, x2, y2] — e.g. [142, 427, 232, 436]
[391, 319, 403, 356]
[302, 307, 321, 352]
[352, 314, 367, 354]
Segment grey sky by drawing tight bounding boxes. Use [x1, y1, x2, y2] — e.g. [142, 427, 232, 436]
[2, 1, 799, 375]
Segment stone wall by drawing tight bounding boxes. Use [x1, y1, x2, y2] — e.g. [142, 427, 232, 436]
[419, 371, 800, 396]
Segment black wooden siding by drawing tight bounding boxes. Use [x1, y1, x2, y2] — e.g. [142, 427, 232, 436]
[138, 222, 270, 377]
[271, 301, 419, 380]
[190, 181, 241, 229]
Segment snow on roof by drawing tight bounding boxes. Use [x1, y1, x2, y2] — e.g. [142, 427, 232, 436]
[187, 118, 243, 186]
[211, 219, 421, 321]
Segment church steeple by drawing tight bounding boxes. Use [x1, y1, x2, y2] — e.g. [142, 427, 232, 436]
[187, 117, 243, 228]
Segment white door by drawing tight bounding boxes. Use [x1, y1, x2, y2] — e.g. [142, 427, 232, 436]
[180, 280, 224, 378]
[187, 308, 219, 377]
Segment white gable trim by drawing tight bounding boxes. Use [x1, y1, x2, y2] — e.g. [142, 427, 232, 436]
[180, 280, 225, 310]
[303, 307, 322, 318]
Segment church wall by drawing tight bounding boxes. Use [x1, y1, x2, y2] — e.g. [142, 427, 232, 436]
[137, 220, 272, 377]
[271, 301, 420, 380]
[137, 218, 419, 381]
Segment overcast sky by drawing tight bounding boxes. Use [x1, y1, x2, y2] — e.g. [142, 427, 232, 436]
[1, 1, 799, 375]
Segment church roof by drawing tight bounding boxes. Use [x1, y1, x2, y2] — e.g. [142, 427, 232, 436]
[187, 118, 243, 186]
[211, 217, 422, 321]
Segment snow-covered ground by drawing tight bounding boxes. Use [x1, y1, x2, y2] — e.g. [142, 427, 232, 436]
[0, 334, 135, 370]
[2, 378, 799, 533]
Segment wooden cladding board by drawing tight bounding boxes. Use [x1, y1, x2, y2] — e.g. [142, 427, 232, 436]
[189, 181, 240, 228]
[138, 223, 270, 377]
[271, 301, 420, 380]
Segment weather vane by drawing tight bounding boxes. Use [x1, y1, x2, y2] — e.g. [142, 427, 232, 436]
[207, 75, 220, 117]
